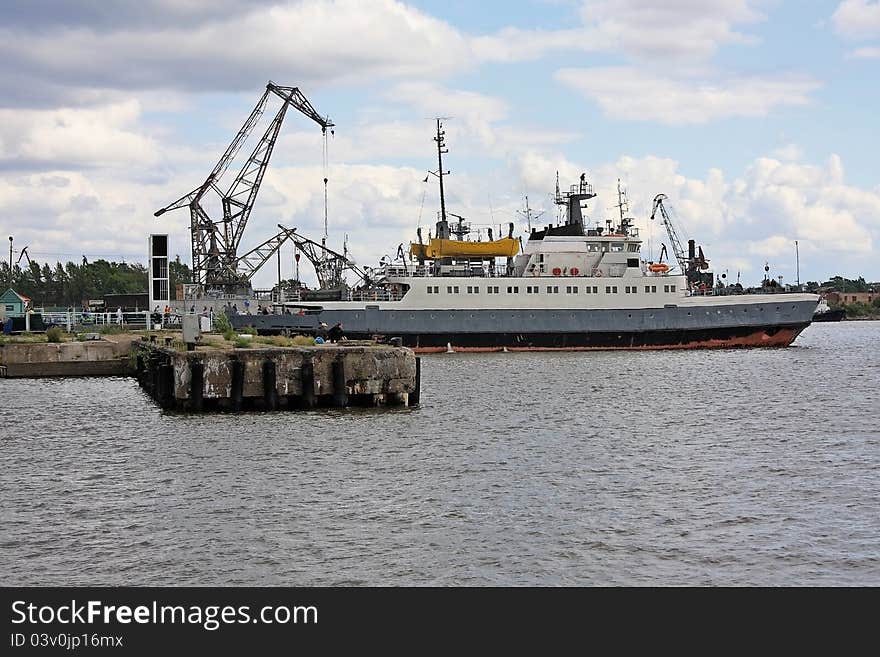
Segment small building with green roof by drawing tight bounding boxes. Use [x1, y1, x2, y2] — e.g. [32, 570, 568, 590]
[1, 288, 29, 316]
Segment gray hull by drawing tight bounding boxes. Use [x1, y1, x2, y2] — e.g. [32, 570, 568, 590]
[231, 297, 816, 352]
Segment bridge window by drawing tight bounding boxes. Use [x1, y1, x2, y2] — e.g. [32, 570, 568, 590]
[507, 286, 519, 294]
[611, 243, 624, 252]
[566, 286, 578, 294]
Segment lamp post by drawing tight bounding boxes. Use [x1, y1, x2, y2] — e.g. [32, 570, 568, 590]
[7, 236, 12, 287]
[795, 240, 800, 289]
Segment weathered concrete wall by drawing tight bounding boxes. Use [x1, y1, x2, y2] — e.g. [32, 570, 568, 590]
[167, 345, 416, 399]
[0, 339, 137, 377]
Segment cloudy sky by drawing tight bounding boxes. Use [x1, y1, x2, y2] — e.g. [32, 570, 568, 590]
[2, 0, 879, 288]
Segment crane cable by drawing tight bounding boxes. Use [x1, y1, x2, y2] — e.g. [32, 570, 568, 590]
[322, 127, 329, 239]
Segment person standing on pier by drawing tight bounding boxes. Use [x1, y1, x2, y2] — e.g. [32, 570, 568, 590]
[116, 307, 123, 325]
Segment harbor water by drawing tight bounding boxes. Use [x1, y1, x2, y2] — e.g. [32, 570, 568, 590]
[2, 321, 878, 586]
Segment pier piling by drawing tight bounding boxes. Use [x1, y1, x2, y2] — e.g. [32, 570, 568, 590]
[157, 362, 174, 409]
[229, 358, 244, 411]
[411, 356, 421, 406]
[262, 360, 278, 411]
[332, 359, 348, 407]
[300, 360, 316, 409]
[189, 360, 204, 411]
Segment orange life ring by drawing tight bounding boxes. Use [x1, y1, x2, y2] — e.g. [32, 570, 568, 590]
[552, 267, 562, 276]
[570, 267, 580, 276]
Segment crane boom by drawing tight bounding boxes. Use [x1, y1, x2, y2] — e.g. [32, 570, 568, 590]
[279, 225, 365, 289]
[153, 81, 333, 289]
[650, 194, 687, 274]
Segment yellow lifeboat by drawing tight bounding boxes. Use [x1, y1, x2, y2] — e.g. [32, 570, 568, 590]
[648, 263, 670, 273]
[410, 237, 520, 259]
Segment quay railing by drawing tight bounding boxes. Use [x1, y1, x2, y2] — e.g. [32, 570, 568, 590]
[26, 311, 161, 332]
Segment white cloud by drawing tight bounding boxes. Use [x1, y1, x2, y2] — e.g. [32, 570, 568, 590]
[576, 0, 765, 61]
[848, 45, 880, 57]
[555, 67, 820, 124]
[0, 0, 473, 106]
[0, 101, 163, 168]
[771, 144, 804, 161]
[509, 151, 879, 282]
[474, 0, 766, 64]
[832, 0, 880, 38]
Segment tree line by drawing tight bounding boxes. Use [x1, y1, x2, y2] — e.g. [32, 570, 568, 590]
[1, 257, 192, 308]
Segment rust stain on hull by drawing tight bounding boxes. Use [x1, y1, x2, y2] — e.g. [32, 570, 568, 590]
[412, 326, 805, 354]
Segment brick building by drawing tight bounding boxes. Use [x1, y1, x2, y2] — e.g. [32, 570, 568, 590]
[825, 291, 877, 305]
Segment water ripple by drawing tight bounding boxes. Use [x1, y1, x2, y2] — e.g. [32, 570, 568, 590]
[1, 321, 878, 585]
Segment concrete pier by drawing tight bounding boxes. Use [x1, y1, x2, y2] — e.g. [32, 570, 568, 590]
[1, 335, 421, 412]
[134, 341, 419, 411]
[0, 338, 137, 377]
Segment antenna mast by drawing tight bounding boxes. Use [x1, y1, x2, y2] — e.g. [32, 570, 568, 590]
[517, 195, 544, 232]
[615, 178, 628, 224]
[435, 118, 449, 225]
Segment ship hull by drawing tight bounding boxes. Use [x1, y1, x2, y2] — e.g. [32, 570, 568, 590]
[387, 323, 809, 352]
[812, 309, 846, 322]
[231, 298, 816, 353]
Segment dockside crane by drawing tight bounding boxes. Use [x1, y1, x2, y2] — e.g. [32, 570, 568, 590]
[650, 194, 687, 273]
[280, 225, 367, 290]
[650, 193, 712, 288]
[15, 245, 32, 267]
[154, 81, 334, 292]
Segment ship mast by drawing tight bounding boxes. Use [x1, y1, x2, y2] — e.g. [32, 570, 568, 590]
[434, 118, 449, 225]
[615, 178, 628, 225]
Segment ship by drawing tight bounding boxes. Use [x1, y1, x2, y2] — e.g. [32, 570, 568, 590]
[230, 121, 819, 351]
[812, 298, 846, 322]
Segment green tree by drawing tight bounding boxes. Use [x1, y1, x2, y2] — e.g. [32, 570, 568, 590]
[169, 255, 192, 290]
